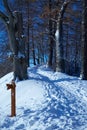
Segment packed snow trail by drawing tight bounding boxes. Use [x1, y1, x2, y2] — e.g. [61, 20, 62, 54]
[0, 65, 87, 130]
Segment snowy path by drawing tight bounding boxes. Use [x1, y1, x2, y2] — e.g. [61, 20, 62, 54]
[0, 65, 87, 130]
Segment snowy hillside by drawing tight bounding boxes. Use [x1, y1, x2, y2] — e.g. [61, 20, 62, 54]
[0, 65, 87, 130]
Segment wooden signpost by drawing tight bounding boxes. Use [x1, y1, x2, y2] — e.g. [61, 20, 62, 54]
[6, 81, 16, 117]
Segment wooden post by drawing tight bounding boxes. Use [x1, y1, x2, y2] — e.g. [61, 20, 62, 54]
[6, 81, 16, 117]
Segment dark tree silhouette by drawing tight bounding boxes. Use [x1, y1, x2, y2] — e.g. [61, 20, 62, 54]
[81, 0, 87, 80]
[0, 0, 28, 80]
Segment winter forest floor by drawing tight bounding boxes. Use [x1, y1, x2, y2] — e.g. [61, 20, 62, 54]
[0, 65, 87, 130]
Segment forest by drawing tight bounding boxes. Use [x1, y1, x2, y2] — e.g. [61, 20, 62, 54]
[0, 0, 87, 80]
[1, 1, 87, 129]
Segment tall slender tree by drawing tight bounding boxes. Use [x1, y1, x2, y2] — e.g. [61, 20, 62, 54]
[25, 0, 30, 67]
[48, 0, 54, 68]
[55, 0, 72, 72]
[81, 0, 87, 80]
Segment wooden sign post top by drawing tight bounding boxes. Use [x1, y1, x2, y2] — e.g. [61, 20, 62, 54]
[6, 81, 16, 90]
[6, 81, 16, 117]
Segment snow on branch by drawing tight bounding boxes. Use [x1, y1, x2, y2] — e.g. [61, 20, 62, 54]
[58, 0, 72, 21]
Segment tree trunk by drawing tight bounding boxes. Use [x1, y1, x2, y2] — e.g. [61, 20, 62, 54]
[26, 0, 30, 67]
[48, 0, 54, 68]
[55, 21, 64, 72]
[32, 27, 36, 65]
[0, 0, 28, 81]
[81, 0, 87, 80]
[55, 1, 70, 72]
[8, 12, 28, 80]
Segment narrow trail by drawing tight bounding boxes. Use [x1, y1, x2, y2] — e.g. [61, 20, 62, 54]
[0, 65, 87, 130]
[28, 66, 87, 130]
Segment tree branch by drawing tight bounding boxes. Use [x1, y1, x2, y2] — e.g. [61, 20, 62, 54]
[58, 0, 71, 21]
[0, 11, 9, 23]
[3, 0, 12, 16]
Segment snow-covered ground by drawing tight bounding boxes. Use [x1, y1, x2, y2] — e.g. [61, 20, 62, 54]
[0, 65, 87, 130]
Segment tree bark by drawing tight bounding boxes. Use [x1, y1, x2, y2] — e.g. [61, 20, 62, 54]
[48, 0, 54, 68]
[32, 27, 36, 65]
[55, 0, 71, 72]
[26, 0, 30, 67]
[81, 0, 87, 80]
[0, 0, 28, 80]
